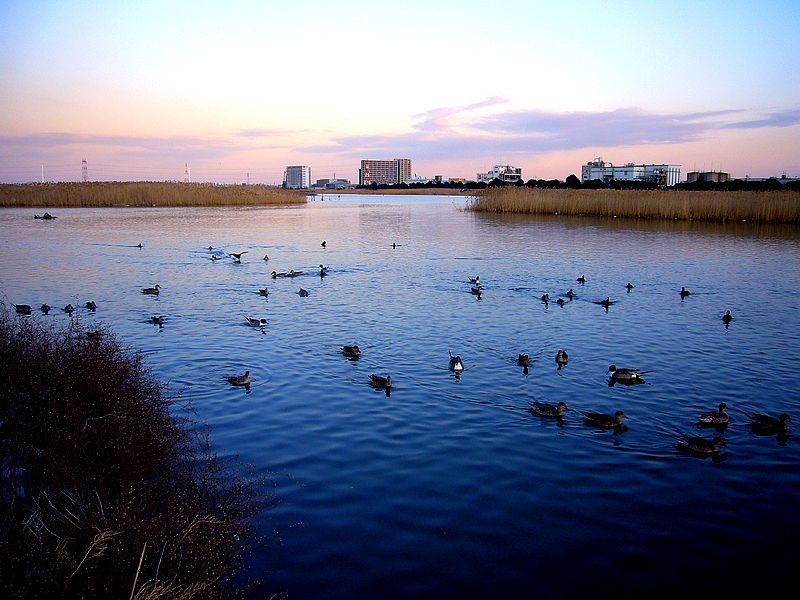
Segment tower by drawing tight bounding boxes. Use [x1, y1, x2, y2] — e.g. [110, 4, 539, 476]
[184, 163, 191, 183]
[81, 158, 88, 183]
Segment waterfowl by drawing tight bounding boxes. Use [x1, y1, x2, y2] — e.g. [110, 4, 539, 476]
[517, 354, 531, 368]
[341, 345, 361, 358]
[470, 286, 482, 296]
[319, 265, 329, 277]
[577, 275, 586, 283]
[680, 286, 691, 298]
[40, 304, 51, 314]
[225, 370, 251, 386]
[321, 240, 327, 247]
[85, 301, 97, 311]
[598, 297, 612, 308]
[749, 413, 792, 434]
[229, 251, 248, 262]
[208, 246, 214, 250]
[64, 304, 74, 314]
[468, 276, 480, 284]
[289, 269, 304, 277]
[626, 282, 634, 291]
[698, 403, 729, 425]
[298, 288, 310, 297]
[722, 310, 733, 324]
[677, 434, 726, 456]
[566, 289, 576, 299]
[142, 284, 161, 295]
[244, 316, 268, 327]
[34, 212, 57, 220]
[582, 410, 627, 428]
[369, 374, 391, 388]
[556, 298, 566, 307]
[555, 349, 569, 366]
[263, 254, 270, 261]
[608, 364, 648, 383]
[271, 271, 288, 278]
[529, 401, 568, 418]
[259, 287, 269, 296]
[150, 315, 165, 326]
[448, 352, 465, 372]
[14, 304, 32, 315]
[210, 255, 219, 261]
[541, 293, 550, 303]
[136, 242, 143, 248]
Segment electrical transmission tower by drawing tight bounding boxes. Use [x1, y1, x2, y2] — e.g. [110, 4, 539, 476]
[82, 158, 88, 183]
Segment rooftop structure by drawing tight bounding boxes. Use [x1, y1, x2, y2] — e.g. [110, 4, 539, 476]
[581, 158, 681, 187]
[477, 165, 522, 184]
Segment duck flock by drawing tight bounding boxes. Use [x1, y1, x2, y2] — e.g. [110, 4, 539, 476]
[8, 235, 793, 459]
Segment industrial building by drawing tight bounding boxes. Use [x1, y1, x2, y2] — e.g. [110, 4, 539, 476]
[284, 165, 312, 189]
[313, 177, 352, 189]
[359, 159, 412, 185]
[686, 171, 729, 183]
[477, 164, 522, 184]
[581, 158, 681, 187]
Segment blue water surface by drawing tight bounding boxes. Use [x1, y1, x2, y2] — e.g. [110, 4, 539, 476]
[2, 195, 799, 596]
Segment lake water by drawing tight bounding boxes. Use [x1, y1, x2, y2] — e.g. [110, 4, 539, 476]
[2, 195, 800, 596]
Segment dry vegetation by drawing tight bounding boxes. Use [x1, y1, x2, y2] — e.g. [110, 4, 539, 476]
[0, 182, 306, 208]
[0, 312, 275, 598]
[469, 188, 800, 223]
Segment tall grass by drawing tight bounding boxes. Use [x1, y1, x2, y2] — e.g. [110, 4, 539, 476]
[0, 311, 275, 598]
[468, 188, 800, 223]
[0, 182, 306, 208]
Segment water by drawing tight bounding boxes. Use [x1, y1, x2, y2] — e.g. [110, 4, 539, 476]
[2, 195, 799, 596]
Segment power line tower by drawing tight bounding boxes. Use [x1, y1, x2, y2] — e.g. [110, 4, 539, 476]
[81, 158, 88, 183]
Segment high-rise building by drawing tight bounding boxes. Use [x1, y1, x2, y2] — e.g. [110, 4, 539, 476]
[284, 165, 312, 189]
[477, 165, 523, 183]
[581, 158, 681, 187]
[359, 159, 412, 185]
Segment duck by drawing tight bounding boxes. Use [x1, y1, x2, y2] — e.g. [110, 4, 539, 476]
[582, 410, 627, 428]
[271, 271, 289, 278]
[14, 304, 32, 315]
[229, 251, 248, 262]
[722, 310, 733, 324]
[225, 370, 251, 386]
[244, 316, 268, 327]
[517, 354, 531, 368]
[677, 434, 726, 455]
[749, 413, 792, 434]
[289, 269, 304, 277]
[680, 286, 691, 298]
[40, 304, 51, 314]
[64, 304, 74, 314]
[259, 287, 269, 296]
[626, 282, 634, 291]
[85, 301, 97, 311]
[319, 264, 329, 277]
[556, 298, 566, 307]
[136, 242, 143, 248]
[263, 254, 270, 261]
[341, 345, 361, 358]
[142, 284, 161, 295]
[698, 402, 729, 425]
[608, 364, 648, 383]
[321, 240, 327, 247]
[150, 315, 165, 326]
[470, 286, 482, 296]
[449, 352, 464, 372]
[555, 349, 569, 366]
[208, 246, 214, 251]
[369, 374, 391, 389]
[566, 289, 576, 299]
[597, 297, 612, 308]
[468, 276, 480, 284]
[210, 255, 219, 261]
[577, 275, 586, 284]
[298, 288, 310, 297]
[529, 401, 568, 418]
[541, 293, 550, 303]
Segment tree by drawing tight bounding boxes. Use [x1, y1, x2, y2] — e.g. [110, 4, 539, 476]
[565, 174, 582, 189]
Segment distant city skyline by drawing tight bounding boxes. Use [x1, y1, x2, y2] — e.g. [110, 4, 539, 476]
[1, 1, 798, 184]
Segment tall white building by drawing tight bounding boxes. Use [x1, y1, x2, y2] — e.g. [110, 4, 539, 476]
[284, 165, 312, 189]
[359, 159, 412, 185]
[477, 164, 522, 183]
[581, 158, 680, 187]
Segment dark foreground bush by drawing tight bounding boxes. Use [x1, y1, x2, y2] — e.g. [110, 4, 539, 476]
[0, 311, 274, 598]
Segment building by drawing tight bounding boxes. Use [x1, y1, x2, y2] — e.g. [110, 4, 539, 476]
[314, 177, 352, 190]
[581, 158, 681, 187]
[477, 165, 522, 184]
[359, 159, 412, 185]
[284, 165, 312, 189]
[686, 171, 729, 183]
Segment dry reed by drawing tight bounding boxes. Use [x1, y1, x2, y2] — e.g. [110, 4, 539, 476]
[0, 182, 306, 208]
[468, 188, 800, 223]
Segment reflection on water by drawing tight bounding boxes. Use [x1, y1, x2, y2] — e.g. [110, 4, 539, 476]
[1, 196, 800, 597]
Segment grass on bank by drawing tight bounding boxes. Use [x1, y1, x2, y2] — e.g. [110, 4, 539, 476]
[0, 311, 275, 599]
[468, 187, 800, 223]
[0, 182, 306, 208]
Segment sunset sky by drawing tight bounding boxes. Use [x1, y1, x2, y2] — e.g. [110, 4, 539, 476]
[1, 0, 798, 184]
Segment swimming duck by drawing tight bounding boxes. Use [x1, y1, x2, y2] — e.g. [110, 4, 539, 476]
[298, 288, 310, 297]
[341, 345, 361, 358]
[208, 246, 214, 251]
[319, 265, 329, 277]
[626, 282, 634, 291]
[677, 434, 726, 456]
[271, 271, 288, 278]
[150, 315, 165, 326]
[555, 349, 569, 366]
[469, 276, 480, 284]
[263, 254, 270, 261]
[722, 310, 733, 324]
[598, 297, 612, 308]
[210, 255, 219, 261]
[259, 287, 269, 296]
[541, 293, 550, 303]
[680, 286, 691, 298]
[321, 240, 327, 247]
[85, 301, 97, 311]
[698, 403, 729, 425]
[40, 304, 51, 314]
[608, 364, 648, 383]
[529, 401, 568, 418]
[566, 289, 576, 299]
[369, 374, 391, 389]
[229, 251, 248, 262]
[142, 284, 161, 295]
[517, 354, 531, 368]
[470, 286, 482, 296]
[64, 304, 74, 314]
[14, 304, 32, 315]
[582, 410, 627, 428]
[136, 242, 143, 248]
[749, 413, 792, 434]
[577, 275, 586, 284]
[556, 298, 566, 307]
[449, 352, 464, 372]
[244, 316, 268, 327]
[289, 269, 304, 277]
[225, 370, 251, 386]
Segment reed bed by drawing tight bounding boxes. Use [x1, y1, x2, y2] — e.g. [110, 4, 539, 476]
[468, 188, 800, 223]
[0, 181, 306, 208]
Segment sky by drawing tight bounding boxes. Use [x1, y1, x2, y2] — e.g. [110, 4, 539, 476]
[1, 0, 799, 184]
